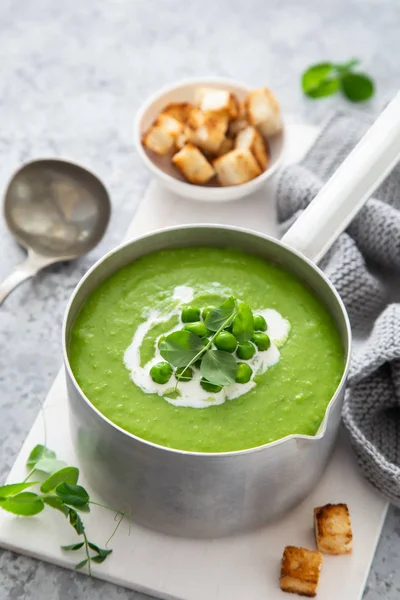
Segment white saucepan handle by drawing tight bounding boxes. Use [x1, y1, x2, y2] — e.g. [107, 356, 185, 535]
[281, 91, 400, 264]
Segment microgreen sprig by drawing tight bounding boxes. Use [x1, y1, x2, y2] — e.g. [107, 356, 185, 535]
[301, 59, 375, 102]
[159, 296, 255, 389]
[0, 444, 126, 575]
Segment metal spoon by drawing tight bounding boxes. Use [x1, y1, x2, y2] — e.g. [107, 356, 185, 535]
[0, 159, 111, 305]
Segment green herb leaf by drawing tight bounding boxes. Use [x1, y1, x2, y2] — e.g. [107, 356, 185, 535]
[56, 483, 89, 508]
[88, 542, 113, 558]
[200, 350, 237, 386]
[341, 72, 374, 102]
[40, 467, 79, 493]
[42, 495, 70, 517]
[26, 445, 56, 469]
[0, 492, 44, 516]
[61, 542, 85, 551]
[232, 303, 254, 342]
[0, 482, 40, 498]
[75, 559, 88, 570]
[68, 508, 85, 535]
[91, 555, 108, 564]
[301, 63, 340, 98]
[159, 331, 206, 367]
[204, 297, 236, 332]
[35, 458, 67, 475]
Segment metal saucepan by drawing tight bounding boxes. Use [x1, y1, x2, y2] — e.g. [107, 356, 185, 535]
[63, 93, 400, 538]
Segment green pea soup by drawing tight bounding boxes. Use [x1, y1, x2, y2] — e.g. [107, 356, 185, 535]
[68, 247, 344, 453]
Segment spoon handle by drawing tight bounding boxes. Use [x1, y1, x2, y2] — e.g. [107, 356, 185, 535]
[0, 253, 54, 306]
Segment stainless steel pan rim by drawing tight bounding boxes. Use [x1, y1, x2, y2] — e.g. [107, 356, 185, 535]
[62, 222, 352, 459]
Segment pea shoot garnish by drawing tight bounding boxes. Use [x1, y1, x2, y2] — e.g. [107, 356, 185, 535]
[0, 444, 126, 576]
[301, 59, 375, 102]
[152, 296, 270, 392]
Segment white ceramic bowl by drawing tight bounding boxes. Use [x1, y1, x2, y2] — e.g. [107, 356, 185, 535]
[133, 77, 285, 202]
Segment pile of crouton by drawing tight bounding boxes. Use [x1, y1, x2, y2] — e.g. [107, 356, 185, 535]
[280, 503, 353, 597]
[141, 86, 283, 186]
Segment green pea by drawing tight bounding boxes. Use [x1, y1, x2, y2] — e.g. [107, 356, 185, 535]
[254, 315, 267, 331]
[175, 366, 193, 382]
[252, 332, 271, 351]
[236, 341, 256, 360]
[181, 306, 201, 323]
[214, 331, 237, 353]
[201, 306, 214, 322]
[150, 361, 173, 384]
[236, 363, 253, 384]
[200, 378, 222, 393]
[184, 322, 209, 338]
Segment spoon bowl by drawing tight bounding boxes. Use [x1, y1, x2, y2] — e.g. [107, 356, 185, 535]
[1, 158, 111, 305]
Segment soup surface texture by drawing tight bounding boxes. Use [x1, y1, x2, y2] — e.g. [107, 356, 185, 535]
[69, 247, 344, 452]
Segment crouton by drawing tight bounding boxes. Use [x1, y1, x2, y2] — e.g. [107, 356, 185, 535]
[162, 102, 192, 123]
[142, 124, 175, 155]
[194, 87, 239, 119]
[216, 136, 234, 156]
[245, 87, 283, 136]
[235, 125, 269, 170]
[175, 126, 192, 150]
[213, 148, 261, 186]
[155, 113, 184, 140]
[228, 118, 249, 138]
[189, 113, 229, 154]
[314, 504, 353, 555]
[187, 106, 206, 130]
[172, 143, 215, 184]
[280, 546, 323, 597]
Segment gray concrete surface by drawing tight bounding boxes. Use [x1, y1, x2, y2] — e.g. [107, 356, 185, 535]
[0, 0, 399, 597]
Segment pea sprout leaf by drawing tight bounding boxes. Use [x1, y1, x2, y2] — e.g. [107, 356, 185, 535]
[40, 467, 79, 493]
[0, 492, 44, 516]
[341, 72, 374, 102]
[159, 331, 206, 367]
[301, 62, 336, 98]
[62, 542, 85, 551]
[56, 483, 89, 508]
[200, 350, 237, 386]
[0, 482, 39, 498]
[75, 559, 88, 570]
[232, 303, 254, 342]
[88, 542, 113, 558]
[204, 296, 236, 332]
[26, 444, 56, 468]
[301, 59, 375, 102]
[91, 555, 108, 564]
[68, 508, 85, 535]
[42, 495, 69, 517]
[35, 458, 67, 475]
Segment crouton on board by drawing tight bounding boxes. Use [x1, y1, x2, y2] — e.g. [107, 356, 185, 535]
[245, 87, 283, 136]
[314, 504, 353, 555]
[162, 102, 191, 123]
[213, 148, 261, 186]
[235, 125, 269, 170]
[280, 546, 323, 597]
[172, 143, 215, 184]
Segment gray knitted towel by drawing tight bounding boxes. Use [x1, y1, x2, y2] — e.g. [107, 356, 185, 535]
[276, 111, 400, 505]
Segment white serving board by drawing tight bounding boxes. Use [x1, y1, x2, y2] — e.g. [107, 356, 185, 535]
[0, 121, 388, 600]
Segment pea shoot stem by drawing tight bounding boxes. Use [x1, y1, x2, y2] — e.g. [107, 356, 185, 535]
[83, 531, 92, 577]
